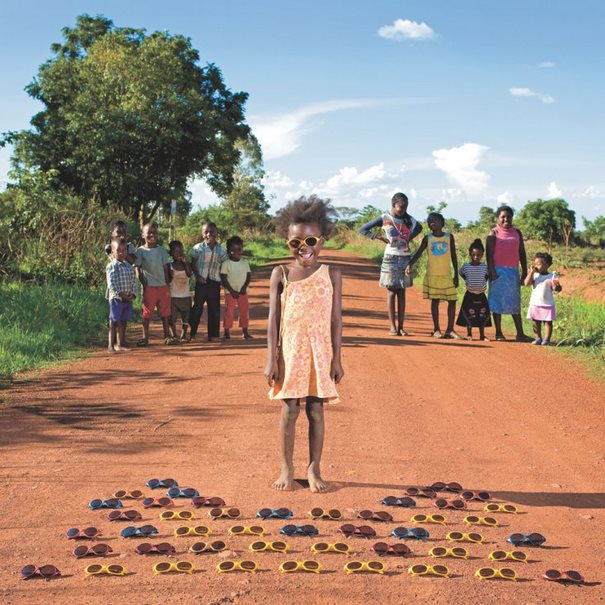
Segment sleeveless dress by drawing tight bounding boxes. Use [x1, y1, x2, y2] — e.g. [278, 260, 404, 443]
[423, 233, 457, 301]
[488, 226, 521, 314]
[269, 264, 339, 403]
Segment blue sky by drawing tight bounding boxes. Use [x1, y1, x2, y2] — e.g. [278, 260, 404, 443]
[1, 0, 604, 224]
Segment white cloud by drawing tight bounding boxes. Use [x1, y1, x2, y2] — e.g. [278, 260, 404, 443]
[432, 143, 490, 194]
[378, 19, 435, 41]
[325, 163, 386, 189]
[509, 87, 555, 104]
[496, 191, 514, 205]
[547, 181, 563, 198]
[409, 188, 418, 199]
[538, 61, 555, 68]
[575, 185, 605, 198]
[250, 99, 377, 160]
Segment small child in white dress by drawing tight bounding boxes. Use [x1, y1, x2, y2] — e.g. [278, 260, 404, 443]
[524, 252, 562, 346]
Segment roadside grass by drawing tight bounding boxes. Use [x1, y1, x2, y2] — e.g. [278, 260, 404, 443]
[245, 237, 289, 269]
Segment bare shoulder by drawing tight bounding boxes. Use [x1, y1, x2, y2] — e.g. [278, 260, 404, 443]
[328, 265, 342, 280]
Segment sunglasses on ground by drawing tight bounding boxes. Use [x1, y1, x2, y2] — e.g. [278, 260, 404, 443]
[281, 524, 319, 537]
[209, 507, 241, 519]
[311, 542, 351, 554]
[463, 515, 498, 527]
[337, 524, 376, 538]
[357, 510, 393, 523]
[190, 541, 226, 554]
[430, 482, 463, 493]
[67, 527, 102, 539]
[543, 569, 584, 583]
[21, 564, 61, 580]
[408, 563, 451, 578]
[135, 542, 176, 555]
[411, 513, 446, 525]
[120, 525, 158, 538]
[73, 544, 113, 558]
[371, 542, 411, 556]
[167, 487, 200, 499]
[429, 546, 469, 560]
[147, 478, 178, 489]
[84, 563, 128, 576]
[217, 560, 258, 574]
[489, 550, 528, 563]
[279, 560, 321, 574]
[381, 496, 416, 508]
[89, 498, 123, 510]
[344, 561, 385, 575]
[249, 540, 288, 553]
[484, 503, 518, 514]
[153, 561, 195, 575]
[108, 510, 142, 522]
[391, 526, 429, 540]
[507, 532, 545, 547]
[174, 525, 211, 537]
[286, 236, 321, 249]
[229, 525, 266, 536]
[475, 567, 517, 581]
[433, 498, 466, 510]
[113, 490, 144, 499]
[160, 510, 195, 521]
[309, 507, 342, 520]
[460, 490, 491, 502]
[256, 507, 293, 520]
[405, 487, 437, 498]
[192, 496, 226, 508]
[446, 531, 483, 543]
[142, 497, 174, 509]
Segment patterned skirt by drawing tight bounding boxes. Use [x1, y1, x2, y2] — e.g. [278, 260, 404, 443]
[456, 291, 492, 328]
[488, 266, 521, 314]
[379, 254, 412, 289]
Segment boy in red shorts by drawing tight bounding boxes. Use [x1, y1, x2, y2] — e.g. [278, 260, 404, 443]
[135, 223, 175, 345]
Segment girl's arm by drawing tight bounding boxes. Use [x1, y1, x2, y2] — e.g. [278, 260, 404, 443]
[486, 231, 497, 281]
[358, 216, 388, 243]
[264, 266, 283, 386]
[240, 271, 252, 295]
[163, 263, 171, 286]
[220, 273, 238, 297]
[524, 263, 536, 287]
[329, 266, 344, 384]
[410, 220, 423, 240]
[407, 235, 428, 268]
[517, 229, 527, 283]
[184, 260, 193, 277]
[450, 234, 459, 288]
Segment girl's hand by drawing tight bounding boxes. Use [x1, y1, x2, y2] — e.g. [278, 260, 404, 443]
[264, 360, 279, 386]
[405, 265, 412, 277]
[196, 275, 206, 285]
[488, 268, 498, 282]
[453, 275, 459, 288]
[330, 359, 344, 384]
[240, 287, 247, 295]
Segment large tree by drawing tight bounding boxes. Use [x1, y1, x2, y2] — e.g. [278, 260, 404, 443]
[517, 198, 576, 251]
[4, 14, 251, 225]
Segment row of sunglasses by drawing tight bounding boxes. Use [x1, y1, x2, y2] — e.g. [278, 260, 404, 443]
[21, 561, 585, 582]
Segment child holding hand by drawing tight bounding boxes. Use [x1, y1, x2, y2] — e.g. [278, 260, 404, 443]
[407, 212, 461, 339]
[265, 197, 344, 493]
[525, 252, 562, 346]
[220, 236, 252, 340]
[168, 240, 193, 342]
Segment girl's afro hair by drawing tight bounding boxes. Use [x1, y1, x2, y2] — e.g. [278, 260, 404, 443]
[272, 195, 338, 238]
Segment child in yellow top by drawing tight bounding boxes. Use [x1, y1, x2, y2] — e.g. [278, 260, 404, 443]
[407, 212, 461, 339]
[265, 196, 344, 493]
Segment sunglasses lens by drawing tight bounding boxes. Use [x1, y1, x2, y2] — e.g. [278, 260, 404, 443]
[434, 515, 445, 523]
[478, 568, 494, 578]
[176, 562, 193, 572]
[74, 546, 88, 557]
[528, 533, 545, 545]
[21, 565, 36, 577]
[41, 565, 59, 577]
[544, 569, 560, 579]
[108, 511, 121, 520]
[376, 511, 392, 521]
[431, 547, 447, 556]
[406, 488, 419, 496]
[566, 571, 582, 581]
[509, 533, 523, 544]
[85, 527, 99, 537]
[485, 517, 497, 526]
[360, 526, 375, 536]
[211, 541, 225, 551]
[434, 499, 447, 508]
[242, 561, 257, 571]
[210, 508, 222, 517]
[93, 544, 111, 554]
[504, 505, 516, 512]
[469, 533, 482, 542]
[486, 504, 497, 511]
[219, 561, 235, 571]
[287, 239, 302, 248]
[328, 509, 342, 519]
[512, 551, 527, 561]
[108, 565, 124, 574]
[335, 543, 349, 552]
[358, 510, 372, 519]
[412, 515, 425, 522]
[310, 507, 323, 517]
[143, 498, 154, 507]
[127, 511, 141, 520]
[425, 489, 437, 498]
[180, 511, 193, 520]
[181, 489, 195, 497]
[210, 498, 225, 507]
[461, 491, 473, 500]
[137, 542, 153, 553]
[114, 490, 126, 498]
[148, 479, 160, 488]
[191, 542, 206, 552]
[491, 550, 506, 560]
[250, 526, 264, 534]
[163, 479, 177, 488]
[372, 542, 389, 554]
[449, 532, 463, 540]
[392, 527, 407, 537]
[433, 565, 448, 575]
[314, 542, 329, 551]
[230, 525, 245, 534]
[87, 564, 103, 574]
[195, 526, 209, 535]
[431, 482, 446, 491]
[392, 544, 410, 555]
[401, 497, 416, 507]
[447, 483, 462, 492]
[158, 498, 172, 506]
[368, 562, 384, 571]
[478, 492, 490, 501]
[501, 568, 516, 579]
[176, 527, 189, 536]
[452, 548, 467, 557]
[465, 516, 479, 523]
[141, 525, 156, 534]
[276, 508, 291, 517]
[347, 562, 363, 571]
[411, 565, 427, 574]
[453, 500, 465, 509]
[382, 496, 397, 506]
[250, 541, 265, 551]
[227, 508, 239, 517]
[413, 528, 429, 538]
[282, 561, 298, 571]
[258, 508, 271, 518]
[155, 562, 171, 572]
[273, 541, 287, 551]
[131, 490, 143, 498]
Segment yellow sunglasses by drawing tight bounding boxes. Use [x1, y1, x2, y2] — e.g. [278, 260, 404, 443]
[463, 515, 498, 527]
[249, 540, 288, 553]
[411, 513, 446, 525]
[311, 542, 351, 554]
[429, 546, 469, 559]
[174, 525, 211, 537]
[209, 507, 241, 519]
[488, 550, 528, 564]
[152, 561, 195, 575]
[217, 560, 258, 574]
[446, 531, 483, 543]
[344, 561, 386, 575]
[475, 567, 517, 581]
[408, 563, 451, 578]
[228, 525, 266, 536]
[286, 236, 322, 249]
[279, 560, 322, 574]
[484, 503, 519, 514]
[160, 510, 195, 521]
[84, 563, 127, 576]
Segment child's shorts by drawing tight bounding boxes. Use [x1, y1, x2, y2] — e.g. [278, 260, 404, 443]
[527, 305, 555, 321]
[171, 296, 191, 325]
[109, 299, 134, 323]
[142, 285, 171, 320]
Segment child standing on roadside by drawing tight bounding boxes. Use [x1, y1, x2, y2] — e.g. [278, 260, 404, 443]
[455, 239, 491, 341]
[106, 239, 137, 352]
[105, 219, 136, 264]
[135, 223, 175, 346]
[220, 236, 252, 340]
[265, 196, 344, 493]
[525, 252, 562, 346]
[407, 212, 461, 339]
[168, 240, 193, 342]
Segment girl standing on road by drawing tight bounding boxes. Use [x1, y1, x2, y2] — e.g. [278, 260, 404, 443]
[407, 212, 462, 339]
[358, 193, 422, 336]
[265, 196, 344, 494]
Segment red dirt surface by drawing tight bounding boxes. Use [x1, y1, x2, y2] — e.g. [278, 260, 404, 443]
[1, 250, 604, 605]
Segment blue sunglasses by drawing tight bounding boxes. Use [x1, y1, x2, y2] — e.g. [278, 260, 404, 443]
[280, 524, 318, 537]
[257, 507, 293, 520]
[120, 525, 158, 538]
[147, 478, 179, 489]
[507, 532, 546, 546]
[391, 526, 430, 540]
[167, 487, 200, 498]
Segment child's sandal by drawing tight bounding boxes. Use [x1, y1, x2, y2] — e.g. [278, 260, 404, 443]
[431, 330, 444, 339]
[136, 338, 149, 347]
[165, 337, 179, 345]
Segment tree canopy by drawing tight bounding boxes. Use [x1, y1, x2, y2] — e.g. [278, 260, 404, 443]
[4, 14, 251, 225]
[517, 198, 576, 250]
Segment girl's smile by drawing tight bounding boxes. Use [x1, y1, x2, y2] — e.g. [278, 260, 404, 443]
[287, 224, 323, 267]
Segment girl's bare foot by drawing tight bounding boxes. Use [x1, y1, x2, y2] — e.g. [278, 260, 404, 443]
[272, 465, 294, 491]
[307, 462, 328, 493]
[107, 346, 116, 354]
[115, 345, 129, 352]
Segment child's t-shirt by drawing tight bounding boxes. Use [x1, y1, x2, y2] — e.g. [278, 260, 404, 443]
[220, 258, 251, 292]
[135, 245, 170, 287]
[529, 272, 556, 307]
[106, 259, 137, 300]
[170, 264, 191, 298]
[460, 262, 488, 293]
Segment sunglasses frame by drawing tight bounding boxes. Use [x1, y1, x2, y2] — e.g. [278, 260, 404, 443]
[279, 560, 322, 574]
[66, 527, 102, 540]
[192, 496, 226, 508]
[489, 550, 528, 564]
[108, 509, 142, 522]
[406, 487, 437, 498]
[160, 510, 195, 521]
[152, 561, 195, 574]
[337, 524, 376, 538]
[73, 544, 113, 558]
[433, 498, 466, 510]
[311, 542, 351, 554]
[411, 513, 446, 525]
[217, 560, 258, 574]
[344, 561, 386, 575]
[113, 490, 144, 499]
[190, 540, 226, 554]
[84, 563, 127, 576]
[21, 564, 61, 580]
[167, 487, 200, 499]
[357, 510, 393, 523]
[460, 490, 491, 502]
[391, 526, 429, 540]
[475, 566, 517, 581]
[249, 540, 289, 553]
[256, 507, 293, 520]
[229, 525, 266, 536]
[446, 531, 483, 543]
[174, 525, 211, 537]
[371, 542, 412, 556]
[135, 542, 177, 555]
[89, 498, 123, 510]
[484, 503, 518, 514]
[147, 478, 178, 489]
[507, 532, 546, 547]
[463, 515, 498, 527]
[280, 524, 319, 537]
[286, 236, 322, 250]
[543, 569, 584, 583]
[381, 496, 416, 508]
[209, 507, 241, 519]
[429, 546, 469, 560]
[408, 563, 451, 578]
[309, 507, 343, 520]
[143, 497, 174, 509]
[121, 525, 159, 538]
[430, 482, 463, 493]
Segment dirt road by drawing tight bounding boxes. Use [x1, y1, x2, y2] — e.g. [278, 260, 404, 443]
[1, 250, 603, 605]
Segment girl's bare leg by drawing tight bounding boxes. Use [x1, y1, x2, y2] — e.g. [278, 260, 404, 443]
[431, 299, 441, 333]
[386, 289, 397, 334]
[116, 322, 129, 351]
[306, 397, 327, 493]
[273, 399, 300, 490]
[543, 321, 553, 342]
[397, 289, 407, 334]
[108, 322, 116, 353]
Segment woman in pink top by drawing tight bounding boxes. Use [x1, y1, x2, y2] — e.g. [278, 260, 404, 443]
[486, 205, 530, 341]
